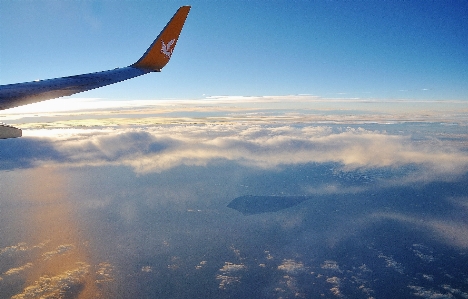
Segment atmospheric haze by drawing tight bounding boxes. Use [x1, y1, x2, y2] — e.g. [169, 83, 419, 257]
[1, 96, 468, 298]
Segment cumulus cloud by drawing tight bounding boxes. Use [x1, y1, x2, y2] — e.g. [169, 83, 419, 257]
[219, 262, 246, 273]
[2, 96, 467, 202]
[0, 238, 115, 297]
[11, 262, 89, 299]
[275, 274, 304, 298]
[95, 262, 114, 284]
[326, 277, 343, 298]
[195, 260, 207, 270]
[408, 285, 463, 299]
[0, 243, 29, 256]
[321, 260, 341, 272]
[216, 262, 246, 290]
[0, 241, 48, 257]
[3, 263, 33, 276]
[277, 259, 305, 274]
[4, 124, 467, 186]
[275, 259, 308, 297]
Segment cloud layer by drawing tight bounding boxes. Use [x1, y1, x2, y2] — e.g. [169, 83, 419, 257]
[4, 123, 467, 185]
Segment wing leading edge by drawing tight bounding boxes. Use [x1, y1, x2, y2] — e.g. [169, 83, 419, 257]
[0, 5, 190, 139]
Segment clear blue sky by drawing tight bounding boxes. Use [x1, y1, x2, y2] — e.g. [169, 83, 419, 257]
[1, 0, 467, 100]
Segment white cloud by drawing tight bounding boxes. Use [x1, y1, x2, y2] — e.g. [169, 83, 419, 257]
[377, 253, 404, 274]
[0, 241, 48, 257]
[321, 260, 341, 272]
[408, 285, 455, 299]
[3, 263, 33, 276]
[216, 262, 246, 290]
[11, 262, 89, 299]
[95, 262, 114, 284]
[14, 123, 468, 186]
[326, 277, 343, 298]
[195, 260, 207, 269]
[219, 262, 246, 273]
[277, 259, 305, 274]
[412, 244, 435, 263]
[0, 243, 28, 256]
[2, 96, 467, 198]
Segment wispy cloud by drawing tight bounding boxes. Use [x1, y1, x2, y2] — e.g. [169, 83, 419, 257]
[42, 244, 75, 261]
[369, 212, 468, 249]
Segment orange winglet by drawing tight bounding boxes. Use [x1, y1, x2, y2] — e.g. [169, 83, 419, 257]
[132, 6, 191, 72]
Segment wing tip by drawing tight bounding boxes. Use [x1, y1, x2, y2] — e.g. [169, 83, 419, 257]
[132, 6, 191, 71]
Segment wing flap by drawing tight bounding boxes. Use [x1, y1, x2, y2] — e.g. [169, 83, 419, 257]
[0, 124, 22, 139]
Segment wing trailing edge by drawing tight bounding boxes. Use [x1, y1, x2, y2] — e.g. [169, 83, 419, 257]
[0, 6, 190, 139]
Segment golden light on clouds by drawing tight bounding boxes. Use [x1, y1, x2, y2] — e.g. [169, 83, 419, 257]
[12, 167, 100, 299]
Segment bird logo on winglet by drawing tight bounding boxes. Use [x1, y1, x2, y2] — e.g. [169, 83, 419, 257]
[161, 39, 176, 58]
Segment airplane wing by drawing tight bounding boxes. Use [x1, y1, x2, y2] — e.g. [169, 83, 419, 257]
[0, 5, 190, 139]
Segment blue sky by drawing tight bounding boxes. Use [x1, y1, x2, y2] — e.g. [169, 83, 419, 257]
[1, 0, 467, 100]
